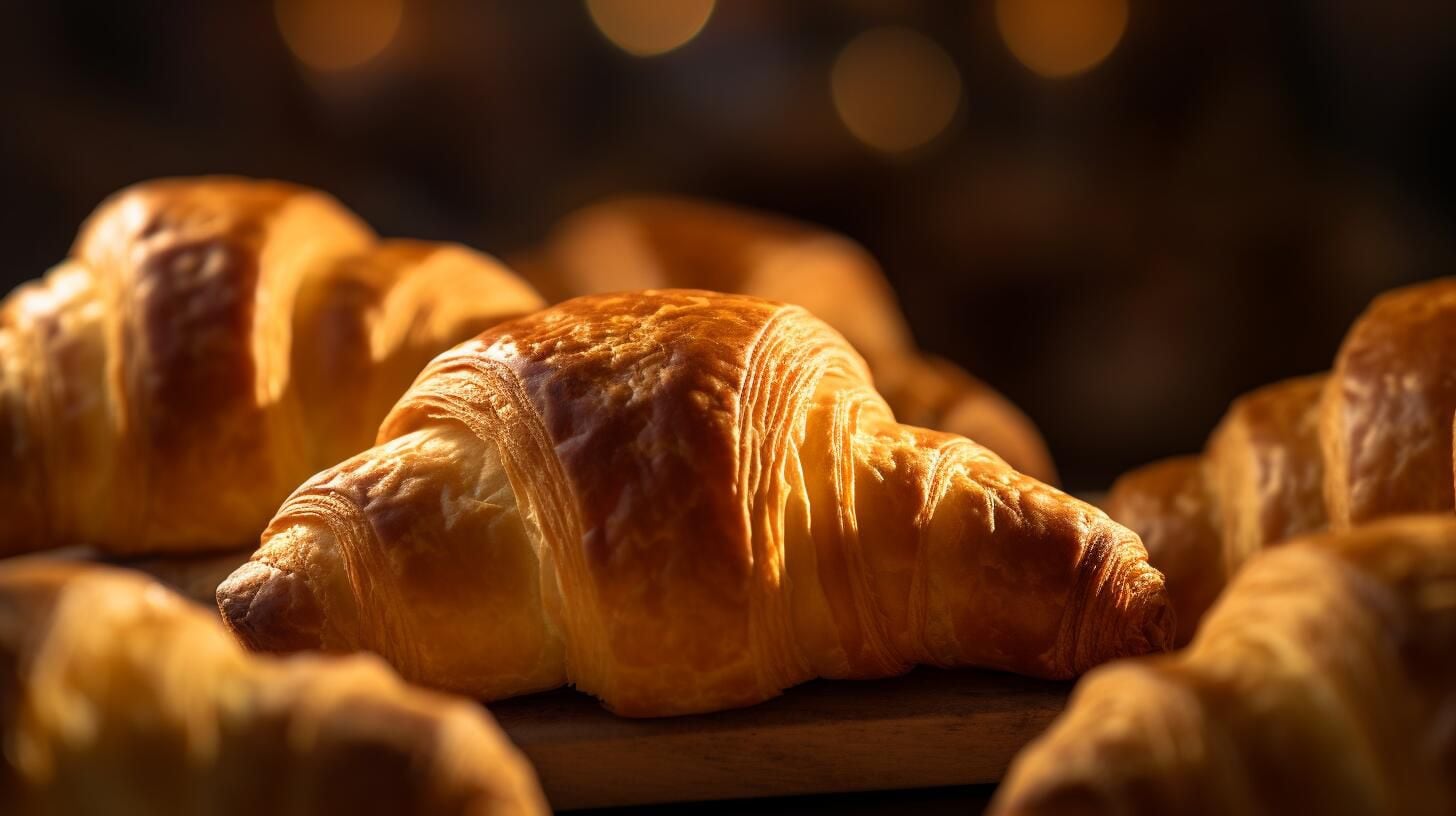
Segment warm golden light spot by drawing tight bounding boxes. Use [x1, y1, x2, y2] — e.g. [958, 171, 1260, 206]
[995, 0, 1129, 78]
[585, 0, 716, 57]
[275, 0, 403, 72]
[831, 28, 962, 154]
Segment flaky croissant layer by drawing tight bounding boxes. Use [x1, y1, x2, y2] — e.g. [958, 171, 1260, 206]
[990, 514, 1456, 816]
[0, 560, 547, 816]
[220, 290, 1170, 716]
[0, 177, 542, 556]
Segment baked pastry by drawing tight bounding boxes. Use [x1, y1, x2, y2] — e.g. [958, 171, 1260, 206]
[0, 559, 547, 815]
[0, 177, 542, 556]
[1107, 374, 1327, 644]
[990, 514, 1456, 816]
[218, 290, 1171, 717]
[515, 196, 1057, 483]
[1109, 277, 1456, 644]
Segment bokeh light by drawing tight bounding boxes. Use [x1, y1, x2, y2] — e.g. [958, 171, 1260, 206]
[585, 0, 716, 57]
[275, 0, 403, 72]
[995, 0, 1129, 78]
[831, 27, 962, 154]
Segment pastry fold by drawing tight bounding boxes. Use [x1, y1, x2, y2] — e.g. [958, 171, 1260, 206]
[220, 290, 1170, 716]
[0, 560, 547, 816]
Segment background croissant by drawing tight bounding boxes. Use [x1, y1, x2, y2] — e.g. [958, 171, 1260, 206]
[513, 196, 1058, 484]
[1108, 277, 1456, 643]
[218, 290, 1170, 717]
[0, 177, 542, 556]
[0, 559, 547, 816]
[989, 514, 1456, 816]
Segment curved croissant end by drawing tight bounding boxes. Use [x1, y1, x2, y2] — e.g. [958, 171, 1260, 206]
[0, 560, 547, 815]
[1106, 456, 1224, 647]
[220, 290, 1170, 716]
[1322, 278, 1456, 528]
[990, 514, 1456, 816]
[0, 177, 541, 556]
[514, 196, 1059, 484]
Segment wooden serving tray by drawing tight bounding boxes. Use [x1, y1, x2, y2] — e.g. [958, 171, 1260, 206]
[490, 668, 1070, 811]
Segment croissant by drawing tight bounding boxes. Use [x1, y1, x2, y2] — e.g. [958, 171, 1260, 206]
[217, 289, 1171, 717]
[1108, 278, 1456, 643]
[989, 514, 1456, 816]
[515, 196, 1057, 483]
[0, 177, 542, 556]
[0, 559, 547, 815]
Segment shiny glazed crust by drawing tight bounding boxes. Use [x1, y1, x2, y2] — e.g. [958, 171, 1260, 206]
[0, 560, 547, 816]
[219, 290, 1170, 716]
[0, 177, 542, 555]
[514, 196, 1058, 483]
[990, 514, 1456, 816]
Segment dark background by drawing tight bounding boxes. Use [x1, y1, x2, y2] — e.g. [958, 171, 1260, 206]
[3, 0, 1453, 490]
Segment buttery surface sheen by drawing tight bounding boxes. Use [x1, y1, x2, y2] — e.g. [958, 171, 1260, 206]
[220, 290, 1169, 716]
[0, 560, 547, 816]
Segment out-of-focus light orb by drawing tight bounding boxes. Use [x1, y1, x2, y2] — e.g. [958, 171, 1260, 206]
[275, 0, 403, 72]
[586, 0, 716, 57]
[995, 0, 1129, 78]
[831, 28, 962, 154]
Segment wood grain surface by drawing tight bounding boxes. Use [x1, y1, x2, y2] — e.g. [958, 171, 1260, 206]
[492, 668, 1070, 810]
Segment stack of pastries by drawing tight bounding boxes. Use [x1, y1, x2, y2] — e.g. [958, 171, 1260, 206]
[0, 177, 1450, 813]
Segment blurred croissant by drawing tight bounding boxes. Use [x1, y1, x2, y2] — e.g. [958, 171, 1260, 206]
[218, 290, 1170, 717]
[514, 196, 1057, 483]
[0, 560, 547, 816]
[0, 177, 542, 556]
[1108, 277, 1456, 643]
[990, 514, 1456, 816]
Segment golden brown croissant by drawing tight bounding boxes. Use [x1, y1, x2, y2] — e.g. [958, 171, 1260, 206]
[1107, 373, 1327, 644]
[1110, 278, 1456, 643]
[0, 559, 547, 815]
[217, 290, 1170, 717]
[515, 196, 1058, 483]
[990, 514, 1456, 816]
[0, 177, 542, 556]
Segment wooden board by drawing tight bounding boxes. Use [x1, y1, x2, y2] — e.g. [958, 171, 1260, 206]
[490, 668, 1070, 811]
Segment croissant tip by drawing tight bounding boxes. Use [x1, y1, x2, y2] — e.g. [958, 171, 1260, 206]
[216, 559, 326, 654]
[1142, 589, 1178, 655]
